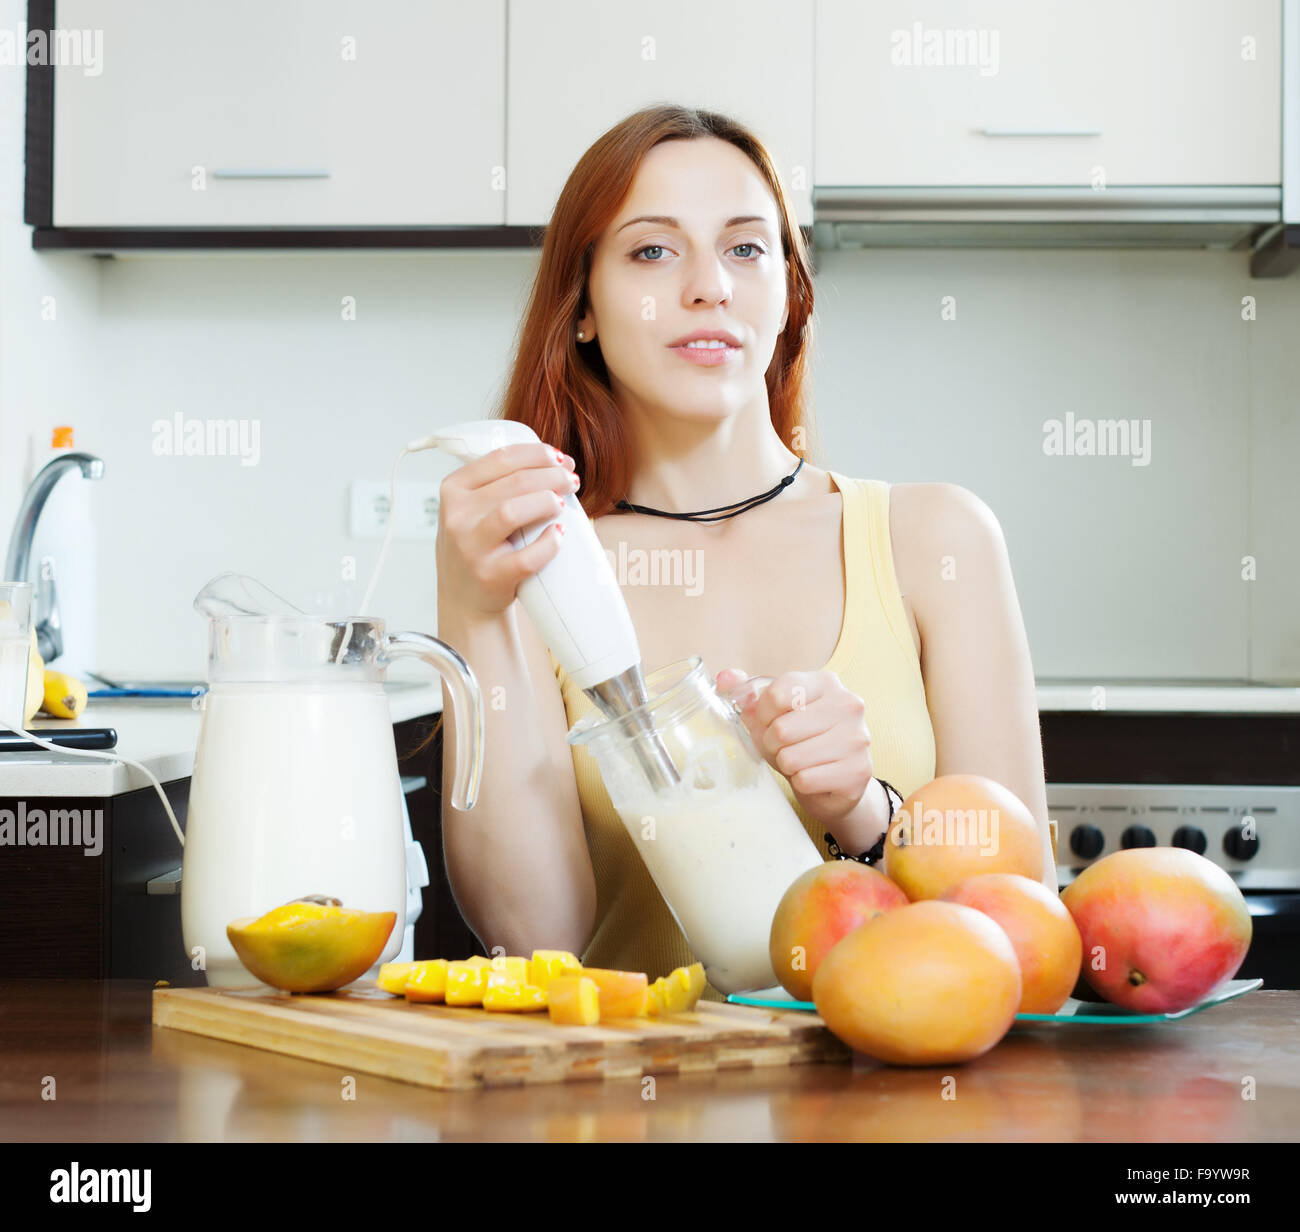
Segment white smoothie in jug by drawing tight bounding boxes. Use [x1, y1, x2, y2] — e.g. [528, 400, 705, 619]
[611, 755, 824, 995]
[182, 681, 407, 987]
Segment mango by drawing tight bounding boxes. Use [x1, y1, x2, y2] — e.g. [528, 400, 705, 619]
[486, 955, 530, 983]
[482, 975, 548, 1012]
[403, 959, 449, 1002]
[547, 974, 601, 1026]
[377, 961, 418, 994]
[527, 949, 582, 989]
[940, 873, 1082, 1014]
[884, 774, 1044, 900]
[769, 862, 909, 1000]
[226, 899, 396, 993]
[572, 967, 649, 1017]
[813, 901, 1021, 1065]
[646, 963, 707, 1015]
[444, 961, 491, 1005]
[1062, 847, 1252, 1013]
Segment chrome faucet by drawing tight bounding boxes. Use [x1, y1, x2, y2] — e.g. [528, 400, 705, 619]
[3, 451, 104, 661]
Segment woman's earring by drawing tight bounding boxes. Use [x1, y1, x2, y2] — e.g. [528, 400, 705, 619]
[576, 330, 585, 340]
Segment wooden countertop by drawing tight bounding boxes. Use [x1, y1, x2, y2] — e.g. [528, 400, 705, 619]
[2, 981, 1297, 1141]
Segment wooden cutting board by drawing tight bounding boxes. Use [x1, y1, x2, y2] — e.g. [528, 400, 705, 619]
[151, 983, 851, 1090]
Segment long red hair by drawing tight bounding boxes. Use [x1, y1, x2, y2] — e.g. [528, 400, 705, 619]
[414, 105, 818, 762]
[501, 103, 820, 517]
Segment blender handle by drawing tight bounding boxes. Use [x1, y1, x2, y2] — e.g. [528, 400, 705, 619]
[717, 673, 774, 715]
[383, 631, 484, 812]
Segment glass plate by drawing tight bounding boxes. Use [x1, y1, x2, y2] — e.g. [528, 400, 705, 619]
[726, 977, 1263, 1024]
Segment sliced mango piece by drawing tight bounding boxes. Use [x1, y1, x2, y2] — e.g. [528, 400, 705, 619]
[646, 977, 675, 1016]
[547, 974, 601, 1025]
[444, 960, 491, 1005]
[527, 949, 583, 990]
[683, 962, 706, 1009]
[573, 967, 650, 1018]
[377, 961, 418, 994]
[482, 977, 548, 1012]
[403, 959, 449, 1002]
[486, 955, 530, 983]
[225, 900, 396, 993]
[646, 963, 707, 1015]
[531, 948, 582, 966]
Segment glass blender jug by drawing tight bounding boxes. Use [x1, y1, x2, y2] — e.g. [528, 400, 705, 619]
[567, 657, 825, 995]
[182, 574, 483, 988]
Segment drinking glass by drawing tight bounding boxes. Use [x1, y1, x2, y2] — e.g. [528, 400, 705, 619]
[0, 582, 35, 730]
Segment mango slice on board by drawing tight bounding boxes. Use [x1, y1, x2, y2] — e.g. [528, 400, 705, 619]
[226, 900, 395, 993]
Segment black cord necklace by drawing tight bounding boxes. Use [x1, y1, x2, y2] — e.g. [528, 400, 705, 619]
[615, 457, 804, 524]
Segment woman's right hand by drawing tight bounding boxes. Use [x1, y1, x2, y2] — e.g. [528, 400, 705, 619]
[436, 441, 581, 617]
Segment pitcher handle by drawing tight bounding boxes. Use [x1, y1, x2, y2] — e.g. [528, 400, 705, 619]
[383, 631, 484, 812]
[716, 673, 774, 715]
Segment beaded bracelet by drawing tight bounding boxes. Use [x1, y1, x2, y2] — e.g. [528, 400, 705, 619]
[824, 776, 904, 866]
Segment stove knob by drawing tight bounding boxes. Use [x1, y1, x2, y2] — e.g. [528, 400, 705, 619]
[1120, 824, 1157, 849]
[1223, 826, 1260, 861]
[1069, 824, 1105, 860]
[1171, 825, 1207, 855]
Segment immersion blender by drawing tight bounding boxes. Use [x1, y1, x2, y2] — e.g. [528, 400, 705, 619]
[410, 419, 682, 791]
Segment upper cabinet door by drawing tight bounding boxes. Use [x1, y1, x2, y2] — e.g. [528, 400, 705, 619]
[52, 0, 505, 226]
[816, 0, 1281, 187]
[506, 0, 813, 227]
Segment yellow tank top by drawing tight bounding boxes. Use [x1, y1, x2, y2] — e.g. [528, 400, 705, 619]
[548, 471, 937, 1002]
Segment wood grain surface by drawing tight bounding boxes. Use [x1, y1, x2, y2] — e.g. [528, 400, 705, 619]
[150, 983, 851, 1089]
[3, 981, 1297, 1141]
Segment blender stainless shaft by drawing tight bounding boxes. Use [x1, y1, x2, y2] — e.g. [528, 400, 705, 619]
[584, 665, 681, 792]
[420, 421, 680, 792]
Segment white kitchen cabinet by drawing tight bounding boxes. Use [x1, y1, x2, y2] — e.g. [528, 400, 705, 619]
[506, 0, 813, 227]
[816, 0, 1281, 186]
[52, 0, 506, 226]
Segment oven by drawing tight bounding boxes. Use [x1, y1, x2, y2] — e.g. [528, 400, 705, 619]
[1041, 707, 1300, 991]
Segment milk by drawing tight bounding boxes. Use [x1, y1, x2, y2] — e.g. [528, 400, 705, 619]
[0, 634, 31, 730]
[182, 681, 407, 987]
[610, 763, 825, 994]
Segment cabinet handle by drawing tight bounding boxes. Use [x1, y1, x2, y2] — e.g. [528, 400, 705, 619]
[146, 866, 182, 896]
[211, 168, 332, 179]
[980, 128, 1102, 138]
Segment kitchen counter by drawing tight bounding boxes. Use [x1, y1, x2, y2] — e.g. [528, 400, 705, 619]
[1036, 681, 1300, 713]
[5, 675, 1295, 798]
[1, 980, 1295, 1142]
[0, 681, 444, 797]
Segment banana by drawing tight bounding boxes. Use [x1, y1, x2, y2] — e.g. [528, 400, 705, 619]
[42, 669, 88, 720]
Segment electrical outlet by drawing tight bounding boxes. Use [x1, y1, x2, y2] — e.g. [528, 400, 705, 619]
[394, 483, 440, 540]
[350, 481, 440, 539]
[350, 481, 393, 538]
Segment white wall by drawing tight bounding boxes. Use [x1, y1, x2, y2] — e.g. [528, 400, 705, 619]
[5, 243, 1295, 685]
[812, 246, 1300, 682]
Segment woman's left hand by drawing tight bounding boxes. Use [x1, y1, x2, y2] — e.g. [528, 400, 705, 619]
[714, 667, 875, 830]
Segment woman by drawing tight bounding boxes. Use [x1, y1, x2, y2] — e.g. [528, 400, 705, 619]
[435, 105, 1053, 1001]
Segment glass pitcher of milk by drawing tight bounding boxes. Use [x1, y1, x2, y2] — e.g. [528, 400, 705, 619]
[567, 657, 825, 995]
[182, 578, 483, 988]
[0, 582, 34, 730]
